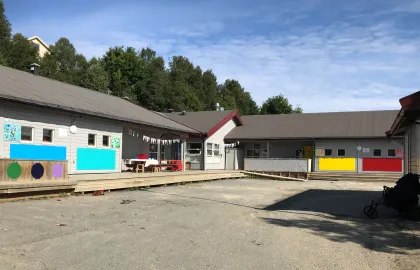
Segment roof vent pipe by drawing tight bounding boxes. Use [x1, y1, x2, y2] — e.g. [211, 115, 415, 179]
[216, 103, 220, 111]
[220, 107, 224, 111]
[29, 63, 40, 75]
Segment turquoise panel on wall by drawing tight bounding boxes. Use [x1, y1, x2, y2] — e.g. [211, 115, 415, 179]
[10, 144, 67, 160]
[76, 148, 116, 171]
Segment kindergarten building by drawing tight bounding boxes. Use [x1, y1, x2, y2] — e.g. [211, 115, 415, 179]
[0, 65, 404, 182]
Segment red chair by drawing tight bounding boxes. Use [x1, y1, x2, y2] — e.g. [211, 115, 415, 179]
[137, 154, 148, 159]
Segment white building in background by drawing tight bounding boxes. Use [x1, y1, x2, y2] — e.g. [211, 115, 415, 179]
[27, 36, 50, 57]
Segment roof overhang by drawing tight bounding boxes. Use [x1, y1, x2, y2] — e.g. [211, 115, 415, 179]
[0, 95, 200, 135]
[205, 110, 243, 138]
[386, 91, 420, 137]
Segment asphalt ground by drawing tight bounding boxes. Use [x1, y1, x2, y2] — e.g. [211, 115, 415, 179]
[0, 179, 419, 270]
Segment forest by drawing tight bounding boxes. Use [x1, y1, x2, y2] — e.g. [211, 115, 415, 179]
[0, 0, 302, 115]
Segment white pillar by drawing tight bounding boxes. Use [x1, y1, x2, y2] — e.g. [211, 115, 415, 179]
[182, 140, 186, 172]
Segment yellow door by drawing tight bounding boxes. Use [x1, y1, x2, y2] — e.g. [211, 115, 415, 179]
[304, 146, 313, 159]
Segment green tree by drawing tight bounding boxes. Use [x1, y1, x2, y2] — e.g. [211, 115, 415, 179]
[202, 70, 218, 110]
[167, 56, 203, 111]
[7, 33, 38, 71]
[135, 48, 168, 111]
[82, 63, 109, 92]
[217, 79, 259, 115]
[0, 0, 11, 65]
[260, 95, 303, 115]
[102, 46, 143, 99]
[40, 38, 88, 85]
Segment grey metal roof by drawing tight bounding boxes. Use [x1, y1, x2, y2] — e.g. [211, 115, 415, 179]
[0, 65, 198, 133]
[161, 110, 235, 134]
[225, 110, 400, 140]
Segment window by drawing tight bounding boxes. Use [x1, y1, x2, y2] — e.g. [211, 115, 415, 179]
[373, 149, 382, 157]
[325, 149, 332, 156]
[388, 149, 396, 157]
[246, 143, 268, 158]
[187, 143, 202, 155]
[43, 129, 53, 143]
[207, 143, 213, 156]
[149, 144, 158, 159]
[337, 149, 346, 156]
[88, 134, 96, 146]
[21, 126, 33, 141]
[295, 149, 303, 158]
[214, 144, 220, 156]
[102, 135, 110, 147]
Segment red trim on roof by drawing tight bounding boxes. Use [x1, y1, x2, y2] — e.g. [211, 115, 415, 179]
[386, 90, 420, 137]
[399, 91, 420, 110]
[206, 110, 243, 138]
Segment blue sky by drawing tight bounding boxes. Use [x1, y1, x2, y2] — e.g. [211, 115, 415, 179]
[4, 0, 420, 112]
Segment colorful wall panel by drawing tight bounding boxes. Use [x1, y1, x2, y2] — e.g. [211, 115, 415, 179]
[10, 144, 67, 161]
[0, 159, 67, 181]
[76, 148, 116, 171]
[362, 158, 403, 172]
[319, 158, 356, 171]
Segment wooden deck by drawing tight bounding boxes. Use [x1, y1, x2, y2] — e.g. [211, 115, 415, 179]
[0, 170, 246, 196]
[72, 170, 246, 192]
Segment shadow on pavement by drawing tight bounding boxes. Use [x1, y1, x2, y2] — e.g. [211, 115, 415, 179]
[262, 189, 420, 254]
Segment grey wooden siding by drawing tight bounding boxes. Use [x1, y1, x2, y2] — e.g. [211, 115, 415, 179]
[314, 138, 404, 172]
[0, 100, 122, 174]
[268, 141, 313, 158]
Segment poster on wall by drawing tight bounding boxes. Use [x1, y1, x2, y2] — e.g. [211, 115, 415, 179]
[3, 123, 21, 141]
[58, 128, 68, 137]
[396, 149, 404, 157]
[362, 148, 370, 153]
[315, 148, 325, 157]
[111, 136, 120, 148]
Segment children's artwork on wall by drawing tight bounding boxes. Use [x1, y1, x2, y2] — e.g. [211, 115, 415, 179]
[111, 136, 120, 148]
[3, 123, 21, 141]
[315, 148, 325, 157]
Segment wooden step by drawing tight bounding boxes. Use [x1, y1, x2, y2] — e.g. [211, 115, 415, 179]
[75, 172, 245, 192]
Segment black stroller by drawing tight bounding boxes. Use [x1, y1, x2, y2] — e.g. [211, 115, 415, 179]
[363, 173, 420, 220]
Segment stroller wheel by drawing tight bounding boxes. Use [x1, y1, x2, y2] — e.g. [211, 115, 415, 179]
[363, 204, 379, 219]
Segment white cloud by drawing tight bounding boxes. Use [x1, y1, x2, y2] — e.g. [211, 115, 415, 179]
[12, 0, 420, 113]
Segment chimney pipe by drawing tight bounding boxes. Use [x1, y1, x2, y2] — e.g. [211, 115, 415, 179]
[29, 63, 40, 75]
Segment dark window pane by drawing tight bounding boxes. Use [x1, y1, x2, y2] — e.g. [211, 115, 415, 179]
[88, 134, 96, 146]
[325, 149, 332, 156]
[388, 149, 396, 157]
[43, 129, 53, 142]
[103, 135, 110, 147]
[338, 149, 346, 156]
[246, 150, 253, 157]
[373, 149, 381, 157]
[21, 126, 32, 141]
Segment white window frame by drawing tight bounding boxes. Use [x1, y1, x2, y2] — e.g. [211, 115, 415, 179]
[21, 126, 34, 143]
[186, 143, 202, 155]
[42, 128, 54, 144]
[206, 143, 213, 157]
[213, 143, 221, 156]
[102, 135, 110, 147]
[88, 133, 96, 147]
[387, 149, 396, 157]
[337, 149, 346, 157]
